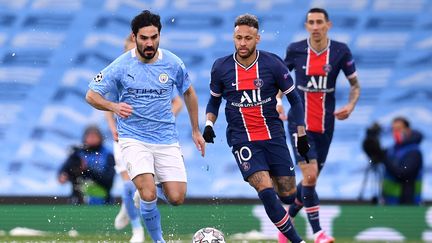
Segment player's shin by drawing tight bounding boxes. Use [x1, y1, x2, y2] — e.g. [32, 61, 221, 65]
[289, 182, 304, 217]
[302, 185, 322, 234]
[258, 188, 303, 243]
[123, 181, 142, 229]
[139, 198, 165, 242]
[123, 181, 139, 221]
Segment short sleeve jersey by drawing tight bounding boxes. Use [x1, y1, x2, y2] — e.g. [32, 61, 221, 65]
[210, 50, 295, 146]
[89, 48, 191, 144]
[285, 39, 357, 133]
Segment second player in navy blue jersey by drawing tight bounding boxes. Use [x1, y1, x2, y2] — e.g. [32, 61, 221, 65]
[203, 14, 309, 243]
[278, 8, 361, 243]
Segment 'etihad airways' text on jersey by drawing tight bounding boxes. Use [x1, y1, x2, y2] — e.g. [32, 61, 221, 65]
[89, 48, 191, 144]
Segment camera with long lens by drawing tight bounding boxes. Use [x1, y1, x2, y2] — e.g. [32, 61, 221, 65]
[362, 122, 384, 164]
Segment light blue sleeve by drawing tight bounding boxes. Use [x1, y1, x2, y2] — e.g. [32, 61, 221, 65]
[88, 60, 122, 96]
[175, 61, 192, 95]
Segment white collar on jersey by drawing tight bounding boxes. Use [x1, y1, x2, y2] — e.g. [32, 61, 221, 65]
[307, 38, 331, 55]
[232, 50, 260, 70]
[130, 48, 163, 60]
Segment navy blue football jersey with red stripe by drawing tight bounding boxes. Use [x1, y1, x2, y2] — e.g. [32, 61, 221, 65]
[285, 39, 357, 133]
[210, 50, 295, 146]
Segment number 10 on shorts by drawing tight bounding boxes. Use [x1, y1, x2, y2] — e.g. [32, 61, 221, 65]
[234, 146, 252, 165]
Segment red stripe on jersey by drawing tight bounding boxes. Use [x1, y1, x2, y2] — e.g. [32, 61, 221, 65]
[236, 63, 257, 90]
[305, 92, 325, 133]
[306, 49, 328, 76]
[240, 106, 271, 141]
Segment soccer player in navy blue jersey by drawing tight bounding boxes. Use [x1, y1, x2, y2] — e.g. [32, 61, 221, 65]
[278, 8, 361, 243]
[86, 10, 205, 243]
[203, 14, 309, 243]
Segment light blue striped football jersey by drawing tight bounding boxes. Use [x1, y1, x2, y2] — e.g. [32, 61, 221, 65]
[89, 48, 191, 144]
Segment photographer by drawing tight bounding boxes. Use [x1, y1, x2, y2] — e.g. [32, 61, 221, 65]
[363, 117, 423, 205]
[58, 125, 115, 204]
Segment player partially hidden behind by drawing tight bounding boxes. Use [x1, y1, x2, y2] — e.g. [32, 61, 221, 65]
[203, 14, 308, 243]
[278, 8, 360, 243]
[86, 10, 205, 243]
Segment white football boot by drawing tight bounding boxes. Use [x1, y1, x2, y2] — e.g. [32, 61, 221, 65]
[114, 203, 129, 230]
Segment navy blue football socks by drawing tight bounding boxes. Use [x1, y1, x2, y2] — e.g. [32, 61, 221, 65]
[302, 185, 322, 234]
[258, 188, 303, 243]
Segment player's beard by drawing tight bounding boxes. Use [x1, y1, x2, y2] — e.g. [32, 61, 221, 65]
[137, 46, 158, 60]
[236, 46, 256, 59]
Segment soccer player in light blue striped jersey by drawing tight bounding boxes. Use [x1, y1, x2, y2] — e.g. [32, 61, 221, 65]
[86, 10, 205, 243]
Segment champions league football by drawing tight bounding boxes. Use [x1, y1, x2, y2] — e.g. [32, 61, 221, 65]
[192, 227, 226, 243]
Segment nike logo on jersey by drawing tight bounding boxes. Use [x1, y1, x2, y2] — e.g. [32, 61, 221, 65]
[231, 82, 237, 86]
[290, 166, 295, 171]
[302, 65, 307, 69]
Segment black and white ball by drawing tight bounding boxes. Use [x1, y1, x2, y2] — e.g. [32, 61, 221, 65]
[192, 227, 225, 243]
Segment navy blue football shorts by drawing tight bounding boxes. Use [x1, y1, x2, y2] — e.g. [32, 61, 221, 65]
[288, 122, 334, 172]
[231, 136, 296, 182]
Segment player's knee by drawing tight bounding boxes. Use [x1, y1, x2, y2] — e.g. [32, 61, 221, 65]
[167, 193, 185, 206]
[303, 173, 318, 185]
[279, 193, 296, 205]
[137, 188, 157, 202]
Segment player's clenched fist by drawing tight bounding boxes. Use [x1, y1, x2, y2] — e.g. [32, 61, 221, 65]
[114, 102, 133, 118]
[203, 125, 216, 143]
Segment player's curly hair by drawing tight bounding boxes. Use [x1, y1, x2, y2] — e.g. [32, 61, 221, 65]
[131, 10, 162, 35]
[234, 14, 259, 30]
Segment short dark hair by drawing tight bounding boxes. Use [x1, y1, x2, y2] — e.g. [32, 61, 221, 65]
[131, 10, 162, 35]
[307, 8, 329, 21]
[234, 14, 259, 30]
[393, 116, 410, 128]
[82, 125, 104, 143]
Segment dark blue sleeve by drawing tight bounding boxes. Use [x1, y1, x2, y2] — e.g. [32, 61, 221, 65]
[206, 95, 222, 117]
[284, 44, 296, 71]
[206, 60, 223, 117]
[271, 54, 295, 93]
[209, 60, 223, 97]
[341, 44, 357, 78]
[285, 89, 305, 126]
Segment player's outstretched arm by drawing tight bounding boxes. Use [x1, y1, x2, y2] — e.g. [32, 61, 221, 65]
[334, 76, 360, 120]
[183, 86, 205, 157]
[86, 90, 132, 118]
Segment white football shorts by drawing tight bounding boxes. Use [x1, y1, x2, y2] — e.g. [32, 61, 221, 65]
[118, 138, 187, 183]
